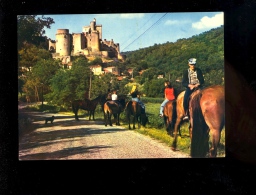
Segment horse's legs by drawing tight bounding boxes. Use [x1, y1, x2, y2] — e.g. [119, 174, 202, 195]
[91, 110, 95, 121]
[209, 128, 221, 157]
[104, 112, 108, 126]
[133, 115, 136, 129]
[88, 111, 91, 120]
[203, 105, 224, 158]
[167, 116, 173, 136]
[116, 114, 120, 126]
[108, 113, 112, 126]
[171, 117, 182, 150]
[189, 123, 192, 139]
[127, 114, 131, 129]
[138, 115, 141, 129]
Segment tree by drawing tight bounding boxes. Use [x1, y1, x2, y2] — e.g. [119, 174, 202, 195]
[18, 44, 52, 71]
[46, 57, 91, 106]
[18, 15, 54, 50]
[22, 58, 60, 102]
[143, 78, 165, 97]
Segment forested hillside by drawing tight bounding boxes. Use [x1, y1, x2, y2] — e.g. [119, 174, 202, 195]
[121, 25, 224, 95]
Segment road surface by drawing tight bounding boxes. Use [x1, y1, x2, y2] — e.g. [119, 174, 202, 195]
[18, 103, 190, 160]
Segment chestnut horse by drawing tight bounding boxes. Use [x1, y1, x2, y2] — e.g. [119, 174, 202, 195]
[189, 85, 225, 158]
[170, 85, 225, 157]
[125, 101, 148, 129]
[163, 100, 179, 137]
[162, 90, 190, 149]
[103, 98, 126, 126]
[72, 95, 102, 121]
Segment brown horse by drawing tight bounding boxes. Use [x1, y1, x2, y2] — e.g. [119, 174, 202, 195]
[72, 95, 102, 121]
[189, 85, 225, 158]
[170, 89, 202, 150]
[103, 98, 126, 126]
[163, 100, 180, 137]
[125, 101, 148, 129]
[99, 93, 127, 113]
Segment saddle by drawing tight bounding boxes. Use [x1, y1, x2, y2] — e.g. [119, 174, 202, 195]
[107, 100, 120, 107]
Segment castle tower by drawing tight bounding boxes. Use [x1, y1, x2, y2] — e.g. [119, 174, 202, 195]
[90, 31, 100, 52]
[55, 29, 70, 56]
[73, 33, 85, 54]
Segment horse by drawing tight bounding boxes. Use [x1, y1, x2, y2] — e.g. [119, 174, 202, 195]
[125, 101, 148, 129]
[103, 98, 126, 126]
[72, 95, 102, 121]
[99, 93, 127, 113]
[189, 85, 225, 158]
[163, 99, 179, 137]
[170, 89, 203, 150]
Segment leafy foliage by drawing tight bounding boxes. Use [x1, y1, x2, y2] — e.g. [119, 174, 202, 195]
[46, 57, 91, 106]
[17, 15, 54, 50]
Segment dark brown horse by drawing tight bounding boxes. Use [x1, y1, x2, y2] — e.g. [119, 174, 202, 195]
[125, 101, 148, 129]
[189, 85, 225, 158]
[103, 98, 126, 126]
[72, 95, 102, 121]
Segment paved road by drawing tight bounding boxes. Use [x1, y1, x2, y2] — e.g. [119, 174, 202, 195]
[18, 103, 190, 160]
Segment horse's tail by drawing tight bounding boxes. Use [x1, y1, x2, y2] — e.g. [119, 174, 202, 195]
[190, 92, 209, 158]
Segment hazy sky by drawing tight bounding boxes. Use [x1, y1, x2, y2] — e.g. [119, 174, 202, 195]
[43, 12, 223, 52]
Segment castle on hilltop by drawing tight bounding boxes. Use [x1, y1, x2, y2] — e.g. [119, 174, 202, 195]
[48, 18, 125, 66]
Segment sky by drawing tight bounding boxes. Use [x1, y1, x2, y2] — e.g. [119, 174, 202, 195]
[43, 12, 223, 52]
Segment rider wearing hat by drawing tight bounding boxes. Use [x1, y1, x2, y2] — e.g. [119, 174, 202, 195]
[182, 58, 204, 120]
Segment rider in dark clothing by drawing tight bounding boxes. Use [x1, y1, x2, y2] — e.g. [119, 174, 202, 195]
[182, 58, 204, 120]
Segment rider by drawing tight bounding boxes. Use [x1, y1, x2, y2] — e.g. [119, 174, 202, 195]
[182, 58, 204, 120]
[130, 85, 145, 114]
[159, 81, 175, 118]
[111, 90, 121, 107]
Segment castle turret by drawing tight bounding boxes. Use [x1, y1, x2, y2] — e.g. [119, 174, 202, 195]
[55, 29, 70, 56]
[90, 19, 96, 31]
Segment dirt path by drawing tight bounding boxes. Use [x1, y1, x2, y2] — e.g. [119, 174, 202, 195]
[18, 103, 190, 160]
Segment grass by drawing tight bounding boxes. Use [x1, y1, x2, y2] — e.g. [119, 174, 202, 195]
[21, 101, 225, 157]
